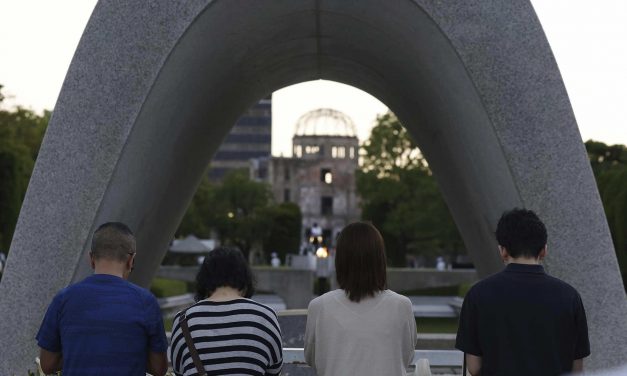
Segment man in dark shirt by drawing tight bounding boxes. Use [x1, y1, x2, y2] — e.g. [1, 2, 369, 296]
[36, 222, 169, 376]
[456, 208, 590, 376]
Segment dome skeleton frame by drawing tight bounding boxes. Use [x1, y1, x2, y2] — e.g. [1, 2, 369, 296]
[294, 108, 358, 137]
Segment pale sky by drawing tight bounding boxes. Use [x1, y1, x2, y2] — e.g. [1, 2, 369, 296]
[0, 1, 625, 157]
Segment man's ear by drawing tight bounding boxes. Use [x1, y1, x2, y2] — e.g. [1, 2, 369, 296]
[89, 252, 96, 270]
[127, 253, 135, 271]
[498, 246, 510, 263]
[538, 245, 547, 261]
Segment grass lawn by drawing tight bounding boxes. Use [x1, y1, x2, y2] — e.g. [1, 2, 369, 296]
[150, 278, 189, 298]
[164, 317, 174, 332]
[416, 317, 459, 333]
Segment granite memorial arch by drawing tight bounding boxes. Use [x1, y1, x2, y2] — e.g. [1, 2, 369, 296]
[1, 0, 626, 372]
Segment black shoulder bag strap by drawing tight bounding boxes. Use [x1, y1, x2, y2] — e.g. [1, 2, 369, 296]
[463, 352, 467, 375]
[179, 310, 208, 376]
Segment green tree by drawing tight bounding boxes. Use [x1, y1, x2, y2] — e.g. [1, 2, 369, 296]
[176, 170, 275, 260]
[176, 171, 303, 263]
[0, 140, 33, 250]
[0, 85, 49, 250]
[585, 140, 627, 290]
[176, 176, 216, 238]
[262, 202, 302, 263]
[358, 112, 463, 266]
[211, 170, 274, 259]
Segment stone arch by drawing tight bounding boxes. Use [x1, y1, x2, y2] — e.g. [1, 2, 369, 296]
[1, 0, 625, 372]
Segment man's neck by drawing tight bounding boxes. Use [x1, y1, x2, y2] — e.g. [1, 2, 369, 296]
[93, 260, 127, 279]
[507, 257, 541, 265]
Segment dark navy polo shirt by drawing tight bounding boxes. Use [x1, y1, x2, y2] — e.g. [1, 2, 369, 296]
[36, 274, 168, 376]
[456, 263, 590, 376]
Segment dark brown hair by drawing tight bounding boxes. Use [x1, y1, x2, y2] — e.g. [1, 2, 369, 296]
[335, 222, 387, 302]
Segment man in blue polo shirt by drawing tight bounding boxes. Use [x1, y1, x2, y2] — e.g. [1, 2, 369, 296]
[456, 208, 590, 375]
[36, 222, 168, 375]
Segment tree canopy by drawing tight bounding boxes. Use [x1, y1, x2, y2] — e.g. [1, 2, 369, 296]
[0, 85, 50, 251]
[357, 112, 463, 266]
[177, 170, 301, 262]
[585, 140, 627, 290]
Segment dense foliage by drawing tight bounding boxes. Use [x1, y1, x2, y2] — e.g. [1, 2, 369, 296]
[177, 170, 302, 261]
[585, 140, 627, 290]
[357, 112, 463, 266]
[0, 85, 50, 251]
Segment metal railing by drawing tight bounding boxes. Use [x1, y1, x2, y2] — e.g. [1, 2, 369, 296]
[284, 348, 462, 366]
[37, 349, 464, 376]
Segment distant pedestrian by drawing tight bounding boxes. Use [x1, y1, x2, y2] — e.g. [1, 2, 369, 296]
[456, 208, 590, 375]
[436, 256, 446, 271]
[271, 252, 281, 267]
[169, 247, 283, 376]
[36, 222, 168, 375]
[305, 222, 417, 376]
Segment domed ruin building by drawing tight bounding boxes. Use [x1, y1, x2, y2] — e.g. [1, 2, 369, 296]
[251, 108, 361, 246]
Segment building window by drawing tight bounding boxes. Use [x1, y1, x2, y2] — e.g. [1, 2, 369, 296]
[337, 146, 345, 158]
[295, 145, 302, 157]
[284, 189, 290, 202]
[284, 167, 290, 181]
[332, 146, 346, 158]
[349, 147, 355, 159]
[320, 168, 332, 184]
[305, 145, 320, 154]
[321, 196, 333, 215]
[257, 167, 267, 180]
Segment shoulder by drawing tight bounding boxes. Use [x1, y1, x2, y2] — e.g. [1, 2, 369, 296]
[543, 274, 582, 299]
[473, 270, 504, 289]
[240, 298, 280, 319]
[381, 290, 413, 315]
[544, 273, 578, 291]
[121, 280, 160, 308]
[382, 290, 412, 306]
[51, 278, 90, 303]
[44, 285, 72, 311]
[308, 289, 343, 309]
[463, 270, 505, 299]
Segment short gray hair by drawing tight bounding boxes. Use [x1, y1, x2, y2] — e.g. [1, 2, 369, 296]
[91, 222, 136, 262]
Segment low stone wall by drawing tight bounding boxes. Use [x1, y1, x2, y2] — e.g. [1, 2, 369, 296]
[158, 266, 477, 309]
[387, 269, 478, 292]
[157, 266, 314, 309]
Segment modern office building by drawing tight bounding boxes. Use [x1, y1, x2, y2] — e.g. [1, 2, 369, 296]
[209, 95, 272, 181]
[251, 108, 361, 247]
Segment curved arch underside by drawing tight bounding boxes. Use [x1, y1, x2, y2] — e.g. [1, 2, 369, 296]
[1, 0, 625, 372]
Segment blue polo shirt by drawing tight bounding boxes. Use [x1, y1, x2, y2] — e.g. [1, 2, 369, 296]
[36, 274, 168, 375]
[456, 263, 590, 376]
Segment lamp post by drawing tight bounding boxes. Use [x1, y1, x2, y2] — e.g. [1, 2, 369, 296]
[315, 246, 330, 295]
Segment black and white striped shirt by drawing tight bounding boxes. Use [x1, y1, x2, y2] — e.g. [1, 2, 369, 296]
[170, 298, 283, 376]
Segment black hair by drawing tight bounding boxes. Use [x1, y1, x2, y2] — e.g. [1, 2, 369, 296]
[335, 222, 387, 302]
[495, 208, 547, 258]
[195, 247, 255, 301]
[91, 222, 136, 262]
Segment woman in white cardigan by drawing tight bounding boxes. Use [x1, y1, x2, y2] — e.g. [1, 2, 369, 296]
[304, 222, 417, 376]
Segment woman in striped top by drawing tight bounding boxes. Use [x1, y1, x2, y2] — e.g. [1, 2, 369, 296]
[169, 247, 283, 376]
